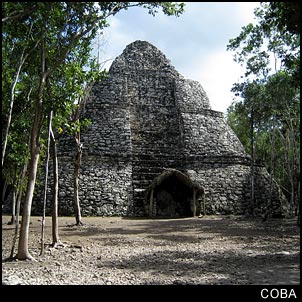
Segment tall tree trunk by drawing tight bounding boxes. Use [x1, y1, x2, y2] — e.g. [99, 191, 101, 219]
[288, 119, 297, 217]
[288, 130, 295, 216]
[8, 169, 18, 225]
[16, 10, 49, 260]
[9, 188, 17, 225]
[263, 115, 276, 221]
[16, 95, 44, 260]
[2, 179, 9, 204]
[16, 72, 45, 260]
[17, 145, 40, 260]
[73, 139, 83, 226]
[2, 53, 25, 167]
[40, 111, 52, 256]
[50, 127, 59, 245]
[10, 162, 28, 259]
[250, 106, 255, 215]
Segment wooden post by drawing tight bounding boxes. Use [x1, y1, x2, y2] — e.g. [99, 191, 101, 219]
[202, 192, 206, 216]
[193, 188, 196, 217]
[149, 188, 154, 217]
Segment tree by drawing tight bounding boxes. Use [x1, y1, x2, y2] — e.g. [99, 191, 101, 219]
[54, 50, 103, 226]
[40, 111, 53, 256]
[227, 2, 300, 82]
[1, 103, 32, 224]
[2, 2, 185, 260]
[226, 2, 300, 219]
[228, 79, 268, 214]
[265, 2, 300, 35]
[2, 10, 36, 219]
[50, 125, 59, 246]
[228, 72, 300, 218]
[1, 3, 40, 166]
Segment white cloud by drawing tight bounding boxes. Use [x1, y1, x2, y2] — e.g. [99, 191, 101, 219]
[236, 2, 259, 24]
[188, 50, 245, 112]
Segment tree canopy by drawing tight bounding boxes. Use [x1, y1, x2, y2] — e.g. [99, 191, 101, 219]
[226, 2, 300, 217]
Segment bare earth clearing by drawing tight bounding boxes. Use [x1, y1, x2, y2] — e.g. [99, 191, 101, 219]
[2, 215, 300, 285]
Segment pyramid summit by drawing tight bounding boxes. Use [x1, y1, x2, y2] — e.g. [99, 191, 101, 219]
[109, 40, 180, 73]
[30, 40, 288, 218]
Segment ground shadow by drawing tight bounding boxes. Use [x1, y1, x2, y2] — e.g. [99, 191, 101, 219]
[96, 248, 300, 285]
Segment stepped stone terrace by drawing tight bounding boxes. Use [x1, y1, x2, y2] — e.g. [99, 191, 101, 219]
[32, 40, 288, 218]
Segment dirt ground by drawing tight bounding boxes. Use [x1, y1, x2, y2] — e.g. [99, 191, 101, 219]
[1, 215, 300, 285]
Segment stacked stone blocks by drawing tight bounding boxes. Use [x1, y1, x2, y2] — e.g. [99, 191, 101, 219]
[31, 40, 288, 217]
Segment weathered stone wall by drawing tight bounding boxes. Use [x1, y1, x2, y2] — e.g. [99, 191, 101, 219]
[58, 75, 132, 158]
[179, 111, 247, 156]
[185, 159, 288, 216]
[128, 70, 182, 156]
[32, 156, 132, 216]
[28, 40, 288, 218]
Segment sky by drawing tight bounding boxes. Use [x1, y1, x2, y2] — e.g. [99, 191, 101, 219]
[93, 2, 261, 113]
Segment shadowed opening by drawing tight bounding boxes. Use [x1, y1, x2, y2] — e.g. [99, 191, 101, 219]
[145, 169, 204, 218]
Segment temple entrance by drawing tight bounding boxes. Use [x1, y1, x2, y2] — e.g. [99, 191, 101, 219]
[145, 169, 204, 218]
[155, 174, 192, 217]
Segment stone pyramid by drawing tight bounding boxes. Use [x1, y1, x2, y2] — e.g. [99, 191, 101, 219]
[33, 40, 288, 218]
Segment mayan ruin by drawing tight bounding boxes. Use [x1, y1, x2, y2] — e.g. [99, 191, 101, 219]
[3, 3, 300, 287]
[31, 40, 288, 218]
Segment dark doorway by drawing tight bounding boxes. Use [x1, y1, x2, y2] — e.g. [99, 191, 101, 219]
[151, 173, 193, 217]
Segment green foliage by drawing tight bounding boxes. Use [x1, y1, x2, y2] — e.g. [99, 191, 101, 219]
[64, 118, 92, 136]
[227, 72, 300, 206]
[226, 2, 300, 210]
[2, 1, 185, 190]
[259, 2, 300, 36]
[139, 2, 185, 17]
[227, 101, 250, 153]
[227, 2, 300, 84]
